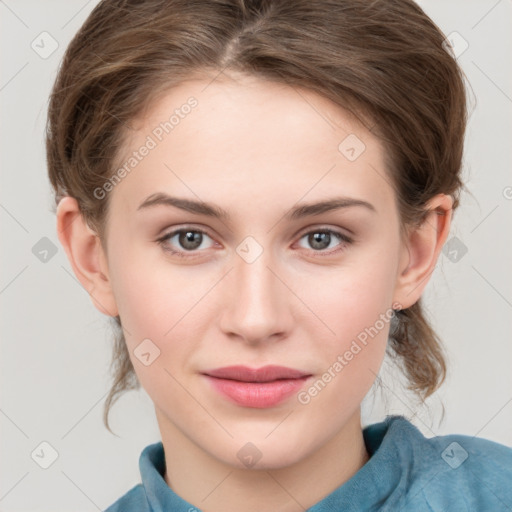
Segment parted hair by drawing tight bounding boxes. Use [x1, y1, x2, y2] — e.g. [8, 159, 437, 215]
[46, 0, 468, 432]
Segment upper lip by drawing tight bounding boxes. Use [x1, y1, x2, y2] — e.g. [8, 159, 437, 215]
[203, 365, 310, 383]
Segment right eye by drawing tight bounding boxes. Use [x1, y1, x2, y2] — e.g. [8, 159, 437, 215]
[156, 227, 216, 257]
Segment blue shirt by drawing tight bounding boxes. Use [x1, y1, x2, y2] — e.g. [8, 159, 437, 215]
[104, 415, 512, 511]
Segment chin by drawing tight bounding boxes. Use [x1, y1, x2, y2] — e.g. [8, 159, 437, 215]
[209, 433, 316, 471]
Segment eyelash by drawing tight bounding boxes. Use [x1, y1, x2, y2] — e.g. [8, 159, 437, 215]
[156, 226, 353, 259]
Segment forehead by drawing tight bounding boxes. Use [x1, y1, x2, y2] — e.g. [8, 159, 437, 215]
[110, 72, 395, 218]
[132, 71, 375, 151]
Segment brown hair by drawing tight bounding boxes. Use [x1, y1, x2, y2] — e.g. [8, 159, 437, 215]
[46, 0, 468, 433]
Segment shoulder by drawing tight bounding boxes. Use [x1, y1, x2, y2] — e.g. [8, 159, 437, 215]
[384, 416, 512, 510]
[103, 483, 150, 512]
[421, 429, 512, 510]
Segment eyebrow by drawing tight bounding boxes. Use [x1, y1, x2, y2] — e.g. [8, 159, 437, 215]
[137, 192, 376, 221]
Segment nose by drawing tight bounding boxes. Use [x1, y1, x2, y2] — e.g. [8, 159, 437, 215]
[219, 245, 294, 345]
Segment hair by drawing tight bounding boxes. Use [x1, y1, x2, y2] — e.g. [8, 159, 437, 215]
[46, 0, 468, 433]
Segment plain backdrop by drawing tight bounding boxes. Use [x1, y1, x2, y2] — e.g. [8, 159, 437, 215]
[1, 0, 511, 510]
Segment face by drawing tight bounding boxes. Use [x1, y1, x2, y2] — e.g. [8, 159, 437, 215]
[102, 72, 405, 469]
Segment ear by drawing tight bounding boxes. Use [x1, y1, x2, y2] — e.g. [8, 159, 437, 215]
[56, 196, 118, 317]
[392, 193, 453, 309]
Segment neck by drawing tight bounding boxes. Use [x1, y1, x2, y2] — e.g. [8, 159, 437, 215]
[157, 409, 369, 512]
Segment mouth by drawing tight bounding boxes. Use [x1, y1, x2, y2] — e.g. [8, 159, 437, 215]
[202, 365, 312, 408]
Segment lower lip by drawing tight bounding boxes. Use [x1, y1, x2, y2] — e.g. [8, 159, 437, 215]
[204, 375, 310, 408]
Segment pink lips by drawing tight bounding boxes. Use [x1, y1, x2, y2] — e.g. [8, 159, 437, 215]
[203, 365, 311, 408]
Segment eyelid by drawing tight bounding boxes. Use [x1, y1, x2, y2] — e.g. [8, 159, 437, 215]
[157, 225, 212, 240]
[295, 224, 353, 241]
[156, 226, 216, 249]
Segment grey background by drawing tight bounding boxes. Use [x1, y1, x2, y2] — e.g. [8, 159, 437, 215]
[1, 0, 511, 510]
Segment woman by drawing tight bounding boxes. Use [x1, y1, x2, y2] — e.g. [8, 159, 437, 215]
[46, 0, 512, 510]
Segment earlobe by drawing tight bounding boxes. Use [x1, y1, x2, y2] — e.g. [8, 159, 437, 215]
[393, 194, 453, 309]
[56, 196, 119, 317]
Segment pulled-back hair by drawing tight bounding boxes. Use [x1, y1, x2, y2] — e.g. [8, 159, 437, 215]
[46, 0, 468, 432]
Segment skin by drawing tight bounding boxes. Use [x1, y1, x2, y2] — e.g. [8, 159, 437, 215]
[57, 71, 452, 512]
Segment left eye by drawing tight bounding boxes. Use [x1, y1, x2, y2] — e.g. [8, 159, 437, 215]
[297, 229, 352, 253]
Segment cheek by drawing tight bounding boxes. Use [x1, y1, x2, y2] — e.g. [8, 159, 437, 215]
[308, 253, 398, 339]
[297, 292, 392, 412]
[298, 252, 398, 392]
[107, 255, 196, 408]
[108, 242, 200, 338]
[106, 246, 213, 382]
